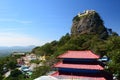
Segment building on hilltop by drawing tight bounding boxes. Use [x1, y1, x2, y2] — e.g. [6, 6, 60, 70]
[77, 10, 95, 17]
[51, 50, 112, 80]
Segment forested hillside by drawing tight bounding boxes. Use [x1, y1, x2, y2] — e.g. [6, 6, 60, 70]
[32, 10, 120, 79]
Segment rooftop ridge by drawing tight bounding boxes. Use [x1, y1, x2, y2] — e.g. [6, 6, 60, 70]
[57, 50, 100, 59]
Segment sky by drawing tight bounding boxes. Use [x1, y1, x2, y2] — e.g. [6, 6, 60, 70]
[0, 0, 120, 47]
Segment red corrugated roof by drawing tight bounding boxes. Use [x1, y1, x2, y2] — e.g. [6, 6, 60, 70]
[51, 71, 106, 80]
[54, 62, 104, 70]
[58, 50, 99, 59]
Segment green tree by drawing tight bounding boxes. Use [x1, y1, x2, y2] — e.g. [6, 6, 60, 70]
[10, 69, 22, 77]
[31, 66, 50, 79]
[0, 74, 3, 80]
[6, 69, 23, 80]
[7, 61, 17, 70]
[58, 33, 71, 46]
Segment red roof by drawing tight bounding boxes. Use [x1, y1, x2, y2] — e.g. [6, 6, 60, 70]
[58, 50, 99, 59]
[54, 62, 104, 70]
[51, 71, 106, 80]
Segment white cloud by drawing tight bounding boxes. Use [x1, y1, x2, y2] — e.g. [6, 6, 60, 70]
[0, 32, 47, 47]
[0, 27, 22, 32]
[0, 18, 32, 24]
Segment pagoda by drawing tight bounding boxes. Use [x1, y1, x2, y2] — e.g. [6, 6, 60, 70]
[51, 50, 112, 80]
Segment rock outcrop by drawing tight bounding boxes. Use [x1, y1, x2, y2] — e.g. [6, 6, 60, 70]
[71, 10, 108, 39]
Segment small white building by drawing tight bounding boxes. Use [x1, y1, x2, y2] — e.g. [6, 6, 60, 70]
[12, 52, 25, 56]
[34, 76, 58, 80]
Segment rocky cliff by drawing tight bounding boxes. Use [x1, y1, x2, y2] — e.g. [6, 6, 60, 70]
[71, 10, 108, 39]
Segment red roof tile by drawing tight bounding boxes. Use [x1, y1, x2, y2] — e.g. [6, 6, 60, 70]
[51, 71, 106, 80]
[58, 50, 99, 59]
[54, 62, 104, 70]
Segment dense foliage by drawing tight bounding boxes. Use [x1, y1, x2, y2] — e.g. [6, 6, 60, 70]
[0, 55, 20, 79]
[31, 66, 50, 79]
[32, 32, 120, 79]
[5, 69, 23, 80]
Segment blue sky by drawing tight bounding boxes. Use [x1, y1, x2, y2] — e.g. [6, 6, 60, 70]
[0, 0, 120, 46]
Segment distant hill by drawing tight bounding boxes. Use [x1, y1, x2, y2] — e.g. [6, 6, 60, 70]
[0, 45, 36, 57]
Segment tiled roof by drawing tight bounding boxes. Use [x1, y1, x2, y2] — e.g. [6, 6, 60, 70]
[58, 50, 99, 59]
[54, 62, 104, 70]
[51, 71, 106, 80]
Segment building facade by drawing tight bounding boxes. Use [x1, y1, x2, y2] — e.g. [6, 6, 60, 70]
[51, 50, 112, 80]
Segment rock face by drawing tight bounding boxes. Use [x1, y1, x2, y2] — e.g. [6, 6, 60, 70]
[71, 10, 108, 38]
